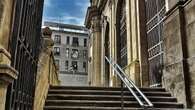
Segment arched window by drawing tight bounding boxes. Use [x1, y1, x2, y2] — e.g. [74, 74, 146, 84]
[116, 0, 127, 68]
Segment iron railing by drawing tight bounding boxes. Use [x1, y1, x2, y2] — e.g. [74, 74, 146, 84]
[105, 56, 153, 109]
[146, 0, 165, 87]
[6, 0, 44, 109]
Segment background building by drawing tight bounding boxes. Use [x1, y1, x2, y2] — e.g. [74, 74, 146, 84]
[44, 22, 89, 86]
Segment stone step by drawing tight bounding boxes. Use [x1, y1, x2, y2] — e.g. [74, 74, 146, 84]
[48, 90, 172, 97]
[44, 106, 185, 110]
[50, 86, 166, 92]
[45, 100, 183, 108]
[47, 94, 177, 102]
[45, 86, 184, 109]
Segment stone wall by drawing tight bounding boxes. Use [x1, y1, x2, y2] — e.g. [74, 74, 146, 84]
[163, 0, 195, 108]
[33, 30, 60, 110]
[185, 0, 195, 108]
[163, 8, 187, 106]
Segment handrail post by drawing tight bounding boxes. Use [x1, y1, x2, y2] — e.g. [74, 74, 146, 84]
[121, 81, 124, 110]
[105, 56, 153, 108]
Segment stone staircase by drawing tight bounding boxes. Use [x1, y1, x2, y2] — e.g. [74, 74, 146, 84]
[44, 86, 184, 110]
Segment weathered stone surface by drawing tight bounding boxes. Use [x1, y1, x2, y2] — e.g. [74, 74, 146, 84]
[0, 0, 13, 49]
[0, 1, 3, 24]
[165, 0, 179, 11]
[163, 0, 195, 108]
[0, 47, 18, 110]
[33, 32, 60, 110]
[0, 81, 8, 110]
[163, 62, 186, 106]
[185, 1, 195, 58]
[185, 0, 195, 108]
[188, 57, 195, 108]
[163, 7, 187, 107]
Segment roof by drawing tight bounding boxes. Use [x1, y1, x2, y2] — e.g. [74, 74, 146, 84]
[44, 21, 88, 31]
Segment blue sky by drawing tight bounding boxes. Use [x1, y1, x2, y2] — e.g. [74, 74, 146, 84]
[43, 0, 90, 26]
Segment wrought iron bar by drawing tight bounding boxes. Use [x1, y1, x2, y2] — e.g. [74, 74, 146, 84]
[105, 56, 153, 108]
[6, 0, 44, 109]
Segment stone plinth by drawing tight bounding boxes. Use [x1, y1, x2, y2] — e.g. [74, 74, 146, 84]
[0, 48, 18, 110]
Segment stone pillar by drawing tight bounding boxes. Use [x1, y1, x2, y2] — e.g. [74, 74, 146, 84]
[137, 0, 149, 87]
[0, 0, 14, 49]
[125, 0, 141, 86]
[0, 0, 18, 110]
[90, 15, 102, 86]
[0, 51, 18, 110]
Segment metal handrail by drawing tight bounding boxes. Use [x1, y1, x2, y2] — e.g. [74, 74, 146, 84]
[105, 56, 153, 108]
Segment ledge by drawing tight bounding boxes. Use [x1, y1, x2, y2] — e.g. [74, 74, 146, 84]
[0, 64, 18, 83]
[0, 48, 11, 60]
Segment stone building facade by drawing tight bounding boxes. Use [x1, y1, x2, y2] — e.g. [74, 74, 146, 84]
[44, 22, 89, 86]
[85, 0, 195, 108]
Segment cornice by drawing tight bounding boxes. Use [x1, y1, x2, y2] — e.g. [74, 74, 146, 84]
[98, 0, 108, 13]
[84, 0, 108, 29]
[84, 6, 100, 29]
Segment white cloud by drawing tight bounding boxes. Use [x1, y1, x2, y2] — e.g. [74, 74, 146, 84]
[44, 0, 52, 7]
[43, 0, 90, 26]
[62, 15, 84, 25]
[75, 0, 90, 14]
[43, 15, 84, 26]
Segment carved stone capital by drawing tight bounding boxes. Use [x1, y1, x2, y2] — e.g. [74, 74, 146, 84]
[0, 47, 11, 64]
[85, 6, 101, 29]
[91, 16, 101, 32]
[0, 64, 18, 83]
[0, 47, 18, 83]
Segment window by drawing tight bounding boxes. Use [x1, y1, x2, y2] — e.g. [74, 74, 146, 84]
[71, 49, 79, 59]
[65, 48, 69, 58]
[83, 50, 87, 58]
[83, 62, 87, 72]
[54, 47, 60, 55]
[72, 37, 79, 46]
[65, 61, 69, 71]
[66, 36, 70, 45]
[54, 35, 61, 44]
[72, 61, 78, 70]
[84, 39, 87, 47]
[55, 60, 60, 67]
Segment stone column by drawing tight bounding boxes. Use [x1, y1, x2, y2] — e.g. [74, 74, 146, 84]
[0, 0, 18, 110]
[91, 15, 102, 86]
[0, 0, 14, 49]
[125, 0, 141, 86]
[85, 6, 102, 86]
[0, 50, 18, 110]
[137, 0, 149, 87]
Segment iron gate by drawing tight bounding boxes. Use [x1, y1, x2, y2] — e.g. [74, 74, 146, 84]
[6, 0, 44, 109]
[145, 0, 165, 86]
[117, 0, 127, 68]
